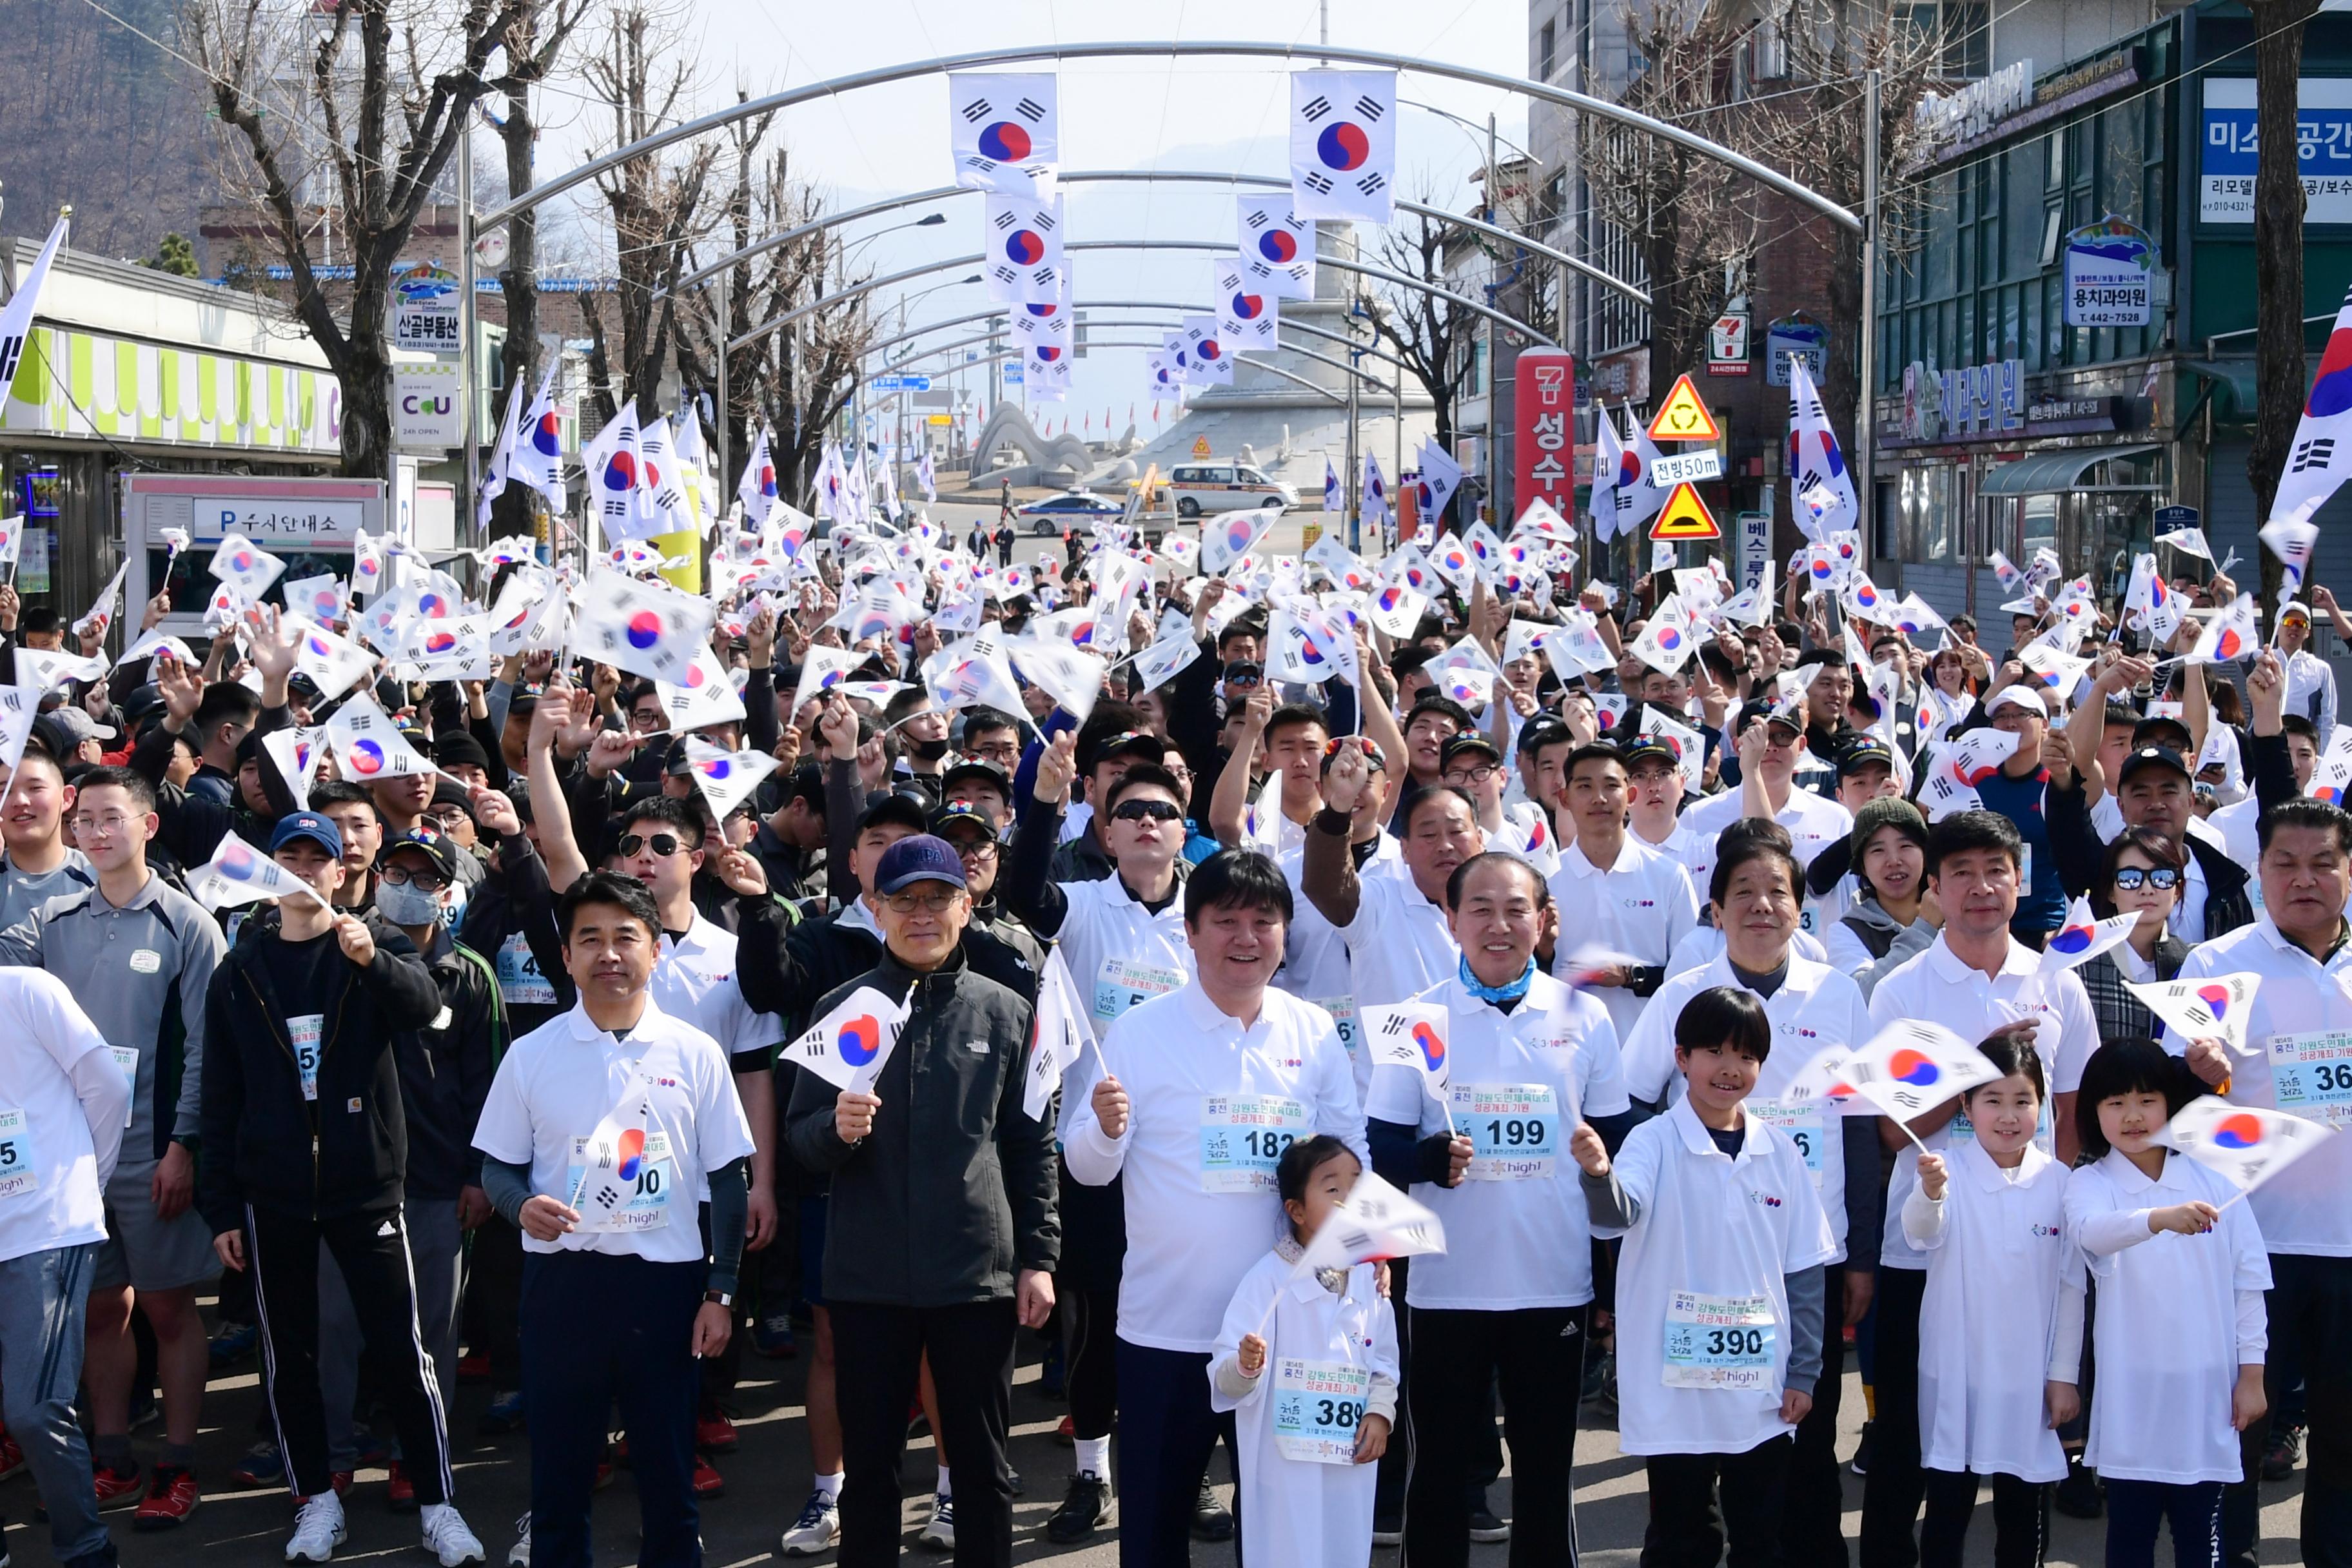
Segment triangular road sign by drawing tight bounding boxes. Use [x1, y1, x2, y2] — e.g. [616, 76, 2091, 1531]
[1650, 482, 1721, 540]
[1646, 374, 1722, 442]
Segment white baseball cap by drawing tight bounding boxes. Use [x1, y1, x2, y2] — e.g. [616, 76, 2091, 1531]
[1985, 685, 2048, 718]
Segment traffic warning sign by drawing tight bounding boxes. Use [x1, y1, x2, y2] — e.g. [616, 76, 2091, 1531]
[1646, 375, 1722, 443]
[1649, 481, 1721, 540]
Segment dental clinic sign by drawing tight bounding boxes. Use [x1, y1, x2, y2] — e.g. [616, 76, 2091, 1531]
[2200, 79, 2352, 224]
[391, 363, 462, 449]
[2062, 216, 2153, 327]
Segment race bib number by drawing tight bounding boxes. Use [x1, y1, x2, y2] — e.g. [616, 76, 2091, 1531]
[1662, 1290, 1777, 1389]
[1451, 1083, 1558, 1179]
[497, 932, 556, 1006]
[289, 1015, 323, 1102]
[1749, 1098, 1825, 1188]
[110, 1046, 140, 1130]
[567, 1129, 676, 1232]
[1313, 996, 1360, 1057]
[2268, 1028, 2352, 1130]
[1198, 1093, 1308, 1194]
[0, 1108, 37, 1199]
[1271, 1357, 1371, 1464]
[1094, 957, 1185, 1024]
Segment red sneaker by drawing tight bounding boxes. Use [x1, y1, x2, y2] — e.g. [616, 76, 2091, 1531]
[386, 1460, 416, 1513]
[0, 1430, 26, 1482]
[134, 1466, 200, 1530]
[456, 1353, 491, 1384]
[691, 1455, 725, 1499]
[93, 1458, 144, 1510]
[696, 1412, 739, 1454]
[330, 1471, 353, 1498]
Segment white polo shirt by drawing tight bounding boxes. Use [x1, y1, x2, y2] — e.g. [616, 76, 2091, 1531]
[0, 968, 123, 1266]
[1867, 932, 2097, 1269]
[1054, 870, 1194, 1040]
[472, 995, 759, 1266]
[654, 914, 782, 1067]
[1597, 1095, 1838, 1457]
[1275, 833, 1404, 1099]
[1064, 983, 1368, 1354]
[1618, 950, 1874, 1261]
[1547, 834, 1700, 1041]
[1676, 785, 1854, 916]
[1664, 922, 1828, 981]
[1398, 972, 1629, 1309]
[1333, 862, 1461, 1012]
[2172, 915, 2352, 1256]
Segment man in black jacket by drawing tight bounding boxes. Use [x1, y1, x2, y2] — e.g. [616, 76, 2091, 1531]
[787, 833, 1057, 1568]
[197, 810, 485, 1566]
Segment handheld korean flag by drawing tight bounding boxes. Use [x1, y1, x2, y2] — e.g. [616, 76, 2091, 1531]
[1544, 610, 1616, 680]
[2156, 524, 2213, 561]
[2310, 727, 2352, 805]
[1815, 1019, 2001, 1140]
[327, 696, 435, 782]
[783, 986, 912, 1093]
[1200, 505, 1279, 576]
[737, 425, 779, 528]
[565, 1094, 656, 1230]
[1364, 577, 1428, 640]
[948, 72, 1058, 197]
[582, 404, 662, 543]
[1026, 946, 1092, 1125]
[1322, 458, 1342, 516]
[283, 572, 348, 628]
[1587, 409, 1629, 542]
[208, 533, 287, 602]
[657, 643, 749, 732]
[259, 726, 324, 812]
[2122, 554, 2184, 645]
[1362, 1001, 1454, 1123]
[1289, 69, 1395, 222]
[0, 217, 67, 410]
[2187, 593, 2259, 667]
[1293, 1171, 1446, 1276]
[1785, 358, 1859, 540]
[1417, 440, 1465, 528]
[0, 516, 21, 570]
[985, 192, 1066, 305]
[1237, 193, 1317, 299]
[1362, 452, 1391, 532]
[1630, 594, 1698, 677]
[681, 737, 780, 823]
[1012, 637, 1108, 725]
[186, 835, 331, 913]
[289, 618, 377, 703]
[2166, 1098, 2335, 1195]
[2041, 895, 2139, 975]
[2260, 516, 2320, 601]
[2125, 974, 2262, 1055]
[576, 569, 718, 685]
[1639, 705, 1707, 796]
[2263, 279, 2352, 536]
[924, 634, 1028, 716]
[1129, 630, 1202, 696]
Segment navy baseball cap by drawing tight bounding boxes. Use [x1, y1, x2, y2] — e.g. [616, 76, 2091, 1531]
[873, 834, 968, 894]
[271, 811, 345, 860]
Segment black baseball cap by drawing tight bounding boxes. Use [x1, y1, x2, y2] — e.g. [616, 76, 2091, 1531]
[1736, 697, 1805, 737]
[380, 827, 458, 880]
[1837, 737, 1897, 777]
[2117, 745, 2192, 787]
[1616, 734, 1682, 772]
[854, 790, 932, 838]
[941, 758, 1011, 799]
[930, 798, 997, 837]
[1440, 733, 1504, 771]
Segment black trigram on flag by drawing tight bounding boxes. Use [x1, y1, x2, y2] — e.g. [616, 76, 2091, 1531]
[958, 97, 993, 124]
[1030, 266, 1059, 290]
[1014, 96, 1048, 122]
[1243, 209, 1268, 230]
[1031, 208, 1057, 231]
[2292, 438, 2338, 475]
[1354, 95, 1386, 119]
[1356, 172, 1388, 197]
[990, 264, 1021, 287]
[991, 210, 1017, 230]
[1299, 94, 1333, 122]
[1302, 172, 1336, 195]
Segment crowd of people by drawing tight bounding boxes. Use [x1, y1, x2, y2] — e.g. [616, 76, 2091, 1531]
[0, 507, 2342, 1568]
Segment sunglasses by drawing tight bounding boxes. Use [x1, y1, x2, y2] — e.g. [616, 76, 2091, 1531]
[2111, 867, 2182, 892]
[1110, 799, 1183, 824]
[618, 832, 686, 859]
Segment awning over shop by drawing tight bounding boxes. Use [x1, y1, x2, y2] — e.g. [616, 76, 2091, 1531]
[1977, 443, 2160, 496]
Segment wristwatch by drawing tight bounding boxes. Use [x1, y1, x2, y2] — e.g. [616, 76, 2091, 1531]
[703, 1289, 733, 1308]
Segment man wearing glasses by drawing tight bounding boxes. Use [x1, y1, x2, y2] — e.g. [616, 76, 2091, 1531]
[931, 798, 1044, 975]
[957, 709, 1024, 776]
[0, 765, 224, 1529]
[788, 834, 1058, 1568]
[1676, 698, 1853, 918]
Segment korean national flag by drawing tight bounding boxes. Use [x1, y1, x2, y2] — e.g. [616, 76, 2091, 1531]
[984, 193, 1066, 305]
[948, 72, 1058, 197]
[1213, 255, 1281, 355]
[1026, 342, 1073, 400]
[1182, 316, 1233, 386]
[2267, 279, 2352, 534]
[1236, 194, 1317, 299]
[1289, 69, 1396, 222]
[1144, 354, 1181, 402]
[1012, 291, 1074, 350]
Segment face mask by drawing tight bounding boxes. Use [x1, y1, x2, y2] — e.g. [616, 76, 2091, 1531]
[375, 878, 443, 928]
[910, 736, 951, 763]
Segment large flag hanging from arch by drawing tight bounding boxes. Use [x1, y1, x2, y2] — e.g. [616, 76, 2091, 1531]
[1289, 70, 1396, 222]
[948, 73, 1057, 197]
[1182, 317, 1233, 386]
[983, 192, 1066, 306]
[1236, 193, 1317, 299]
[1213, 255, 1281, 355]
[1027, 342, 1073, 400]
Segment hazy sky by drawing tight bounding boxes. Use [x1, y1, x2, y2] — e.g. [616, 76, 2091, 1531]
[528, 0, 1534, 431]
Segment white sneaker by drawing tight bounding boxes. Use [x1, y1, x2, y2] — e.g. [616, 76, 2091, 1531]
[285, 1492, 348, 1563]
[779, 1490, 841, 1555]
[504, 1513, 531, 1568]
[422, 1502, 487, 1567]
[917, 1493, 955, 1551]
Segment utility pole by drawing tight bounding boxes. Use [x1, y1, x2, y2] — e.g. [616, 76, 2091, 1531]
[458, 135, 479, 545]
[716, 266, 730, 506]
[1857, 67, 1881, 560]
[1484, 112, 1499, 529]
[1346, 300, 1362, 552]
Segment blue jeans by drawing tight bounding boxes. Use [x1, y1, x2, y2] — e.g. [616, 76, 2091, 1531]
[0, 1243, 114, 1567]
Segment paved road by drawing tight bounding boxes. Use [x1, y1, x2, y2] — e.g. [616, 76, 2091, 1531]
[21, 1295, 2309, 1568]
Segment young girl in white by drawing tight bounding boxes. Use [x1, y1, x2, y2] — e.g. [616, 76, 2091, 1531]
[2063, 1037, 2270, 1568]
[1208, 1134, 1400, 1565]
[1904, 1027, 2083, 1568]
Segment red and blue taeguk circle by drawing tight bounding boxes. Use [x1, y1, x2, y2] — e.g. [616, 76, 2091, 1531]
[532, 413, 562, 456]
[2309, 328, 2352, 418]
[1317, 120, 1371, 171]
[1887, 1048, 1940, 1086]
[626, 611, 664, 651]
[1230, 291, 1266, 320]
[2212, 1112, 2267, 1150]
[1259, 230, 1298, 264]
[351, 739, 387, 776]
[838, 1014, 883, 1066]
[1412, 1021, 1446, 1072]
[1004, 230, 1046, 266]
[977, 121, 1032, 161]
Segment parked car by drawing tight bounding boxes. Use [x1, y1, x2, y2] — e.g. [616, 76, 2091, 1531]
[1014, 489, 1126, 533]
[1166, 463, 1298, 517]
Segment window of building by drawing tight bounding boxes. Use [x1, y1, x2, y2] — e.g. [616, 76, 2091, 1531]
[1538, 19, 1556, 81]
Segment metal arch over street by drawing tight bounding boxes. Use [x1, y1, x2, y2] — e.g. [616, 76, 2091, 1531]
[885, 327, 1395, 395]
[723, 240, 1557, 355]
[861, 301, 1421, 380]
[473, 41, 1858, 235]
[664, 170, 1651, 309]
[906, 342, 1355, 404]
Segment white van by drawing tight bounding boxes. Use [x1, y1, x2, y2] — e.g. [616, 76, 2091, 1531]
[1166, 463, 1299, 517]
